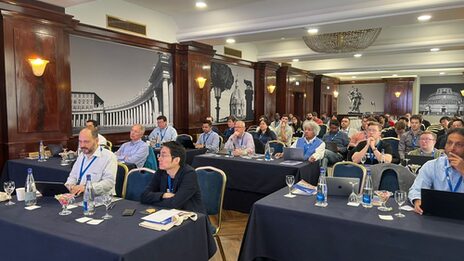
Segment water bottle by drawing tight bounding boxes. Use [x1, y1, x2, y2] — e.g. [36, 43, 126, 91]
[155, 133, 161, 148]
[38, 140, 46, 162]
[83, 174, 95, 216]
[25, 168, 37, 206]
[362, 170, 373, 208]
[380, 149, 385, 164]
[315, 167, 328, 207]
[264, 142, 271, 161]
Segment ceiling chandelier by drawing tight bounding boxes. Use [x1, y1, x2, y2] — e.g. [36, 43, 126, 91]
[302, 28, 382, 53]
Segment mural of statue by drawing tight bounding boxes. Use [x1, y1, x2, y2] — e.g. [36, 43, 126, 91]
[348, 88, 363, 113]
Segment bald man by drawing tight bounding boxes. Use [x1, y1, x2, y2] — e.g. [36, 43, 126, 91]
[224, 120, 255, 156]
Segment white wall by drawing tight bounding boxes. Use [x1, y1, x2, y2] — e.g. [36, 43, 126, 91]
[66, 0, 178, 43]
[214, 43, 258, 62]
[338, 83, 386, 114]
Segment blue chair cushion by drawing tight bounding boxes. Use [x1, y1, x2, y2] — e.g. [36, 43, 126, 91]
[125, 171, 153, 201]
[115, 165, 126, 197]
[379, 169, 399, 192]
[196, 169, 224, 216]
[269, 142, 284, 154]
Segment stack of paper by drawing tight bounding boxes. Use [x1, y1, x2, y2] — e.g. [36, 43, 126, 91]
[139, 209, 198, 231]
[292, 180, 316, 196]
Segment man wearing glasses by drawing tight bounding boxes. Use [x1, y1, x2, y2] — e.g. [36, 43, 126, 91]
[141, 141, 206, 213]
[351, 122, 393, 165]
[409, 128, 464, 214]
[408, 131, 442, 158]
[224, 120, 255, 156]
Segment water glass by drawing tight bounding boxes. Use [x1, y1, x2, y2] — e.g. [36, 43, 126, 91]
[269, 147, 275, 159]
[3, 181, 15, 206]
[284, 175, 295, 198]
[100, 194, 113, 219]
[394, 190, 407, 218]
[375, 190, 392, 211]
[348, 181, 359, 204]
[360, 155, 367, 165]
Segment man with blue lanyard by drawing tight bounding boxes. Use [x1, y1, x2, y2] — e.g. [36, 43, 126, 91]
[399, 114, 423, 161]
[322, 120, 349, 167]
[409, 128, 464, 214]
[408, 131, 442, 159]
[148, 115, 178, 145]
[224, 120, 255, 156]
[195, 120, 220, 153]
[65, 128, 117, 196]
[115, 124, 149, 168]
[351, 122, 393, 164]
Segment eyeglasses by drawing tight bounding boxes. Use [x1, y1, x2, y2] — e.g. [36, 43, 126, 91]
[420, 138, 435, 141]
[157, 154, 173, 159]
[445, 141, 464, 149]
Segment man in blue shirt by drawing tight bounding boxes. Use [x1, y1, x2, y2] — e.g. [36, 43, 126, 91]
[195, 120, 220, 153]
[115, 124, 149, 168]
[409, 128, 464, 214]
[322, 120, 349, 167]
[223, 116, 236, 140]
[148, 115, 178, 144]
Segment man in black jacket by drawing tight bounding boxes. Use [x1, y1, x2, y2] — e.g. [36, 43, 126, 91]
[141, 141, 206, 214]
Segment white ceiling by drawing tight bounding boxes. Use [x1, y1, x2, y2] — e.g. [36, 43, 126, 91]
[39, 0, 464, 80]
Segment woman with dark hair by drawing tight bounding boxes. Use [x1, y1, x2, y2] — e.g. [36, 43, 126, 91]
[291, 116, 303, 137]
[256, 119, 277, 145]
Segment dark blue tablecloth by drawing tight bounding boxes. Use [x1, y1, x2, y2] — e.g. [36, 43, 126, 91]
[192, 154, 320, 212]
[1, 158, 72, 188]
[0, 197, 216, 261]
[239, 188, 464, 261]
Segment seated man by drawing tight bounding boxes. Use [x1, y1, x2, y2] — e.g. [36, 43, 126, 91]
[351, 122, 393, 165]
[322, 120, 349, 167]
[436, 119, 464, 149]
[408, 128, 464, 215]
[399, 114, 423, 160]
[85, 119, 107, 146]
[274, 114, 293, 147]
[65, 128, 117, 196]
[115, 124, 149, 168]
[340, 117, 357, 138]
[205, 116, 220, 134]
[224, 120, 255, 156]
[349, 116, 375, 148]
[195, 120, 220, 153]
[223, 116, 236, 140]
[148, 115, 178, 144]
[408, 131, 442, 158]
[382, 121, 407, 139]
[277, 121, 325, 162]
[141, 141, 206, 214]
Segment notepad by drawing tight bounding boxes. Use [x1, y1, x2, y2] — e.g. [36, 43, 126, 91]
[141, 209, 183, 225]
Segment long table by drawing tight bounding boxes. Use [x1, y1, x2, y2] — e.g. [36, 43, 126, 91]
[0, 197, 216, 261]
[192, 154, 320, 212]
[239, 188, 464, 261]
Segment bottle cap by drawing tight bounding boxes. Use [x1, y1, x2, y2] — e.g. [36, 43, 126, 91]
[27, 168, 32, 173]
[86, 174, 91, 180]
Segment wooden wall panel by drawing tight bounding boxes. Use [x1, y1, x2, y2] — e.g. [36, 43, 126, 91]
[314, 75, 339, 116]
[256, 61, 279, 120]
[384, 78, 414, 116]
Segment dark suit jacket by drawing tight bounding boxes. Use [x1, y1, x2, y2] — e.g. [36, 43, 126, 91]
[141, 165, 206, 214]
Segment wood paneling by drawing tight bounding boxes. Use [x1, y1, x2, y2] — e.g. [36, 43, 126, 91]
[255, 61, 279, 120]
[384, 78, 414, 116]
[314, 75, 339, 116]
[277, 65, 314, 118]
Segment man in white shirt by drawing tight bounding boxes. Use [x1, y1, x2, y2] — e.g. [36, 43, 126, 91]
[85, 119, 107, 146]
[274, 114, 293, 147]
[225, 120, 255, 156]
[195, 120, 220, 153]
[115, 124, 149, 168]
[65, 128, 117, 196]
[148, 115, 178, 144]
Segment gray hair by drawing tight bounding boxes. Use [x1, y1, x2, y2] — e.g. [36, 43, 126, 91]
[303, 121, 320, 136]
[134, 124, 145, 133]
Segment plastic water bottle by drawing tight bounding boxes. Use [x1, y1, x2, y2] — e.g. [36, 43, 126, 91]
[264, 142, 271, 161]
[83, 174, 95, 216]
[155, 133, 161, 148]
[25, 168, 37, 206]
[362, 169, 373, 208]
[38, 140, 46, 162]
[315, 167, 328, 207]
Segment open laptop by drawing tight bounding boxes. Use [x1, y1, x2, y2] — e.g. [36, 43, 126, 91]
[326, 176, 360, 196]
[405, 155, 434, 166]
[421, 188, 464, 220]
[35, 181, 69, 197]
[283, 147, 305, 161]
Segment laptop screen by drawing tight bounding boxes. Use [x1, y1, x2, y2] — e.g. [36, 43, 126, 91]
[421, 188, 464, 220]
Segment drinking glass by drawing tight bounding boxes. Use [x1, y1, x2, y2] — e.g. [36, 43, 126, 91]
[348, 181, 359, 204]
[3, 181, 15, 206]
[394, 190, 407, 218]
[403, 158, 410, 168]
[269, 147, 275, 160]
[408, 164, 420, 175]
[284, 175, 295, 198]
[360, 155, 367, 165]
[226, 147, 233, 157]
[55, 193, 74, 215]
[375, 190, 392, 211]
[100, 194, 113, 219]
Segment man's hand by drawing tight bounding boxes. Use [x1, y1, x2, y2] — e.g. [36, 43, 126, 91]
[70, 185, 85, 196]
[413, 199, 423, 215]
[162, 192, 175, 199]
[448, 152, 464, 175]
[368, 137, 376, 149]
[195, 144, 204, 149]
[309, 156, 316, 162]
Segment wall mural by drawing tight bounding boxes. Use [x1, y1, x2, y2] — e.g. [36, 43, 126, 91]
[210, 62, 254, 123]
[419, 84, 464, 116]
[70, 36, 173, 134]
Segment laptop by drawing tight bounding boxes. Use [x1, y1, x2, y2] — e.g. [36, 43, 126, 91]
[421, 188, 464, 220]
[283, 147, 305, 161]
[326, 176, 360, 196]
[325, 142, 338, 153]
[405, 155, 434, 166]
[35, 181, 69, 197]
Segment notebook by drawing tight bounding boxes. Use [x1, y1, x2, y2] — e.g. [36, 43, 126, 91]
[283, 147, 305, 161]
[35, 181, 69, 197]
[405, 155, 434, 166]
[421, 188, 464, 220]
[326, 176, 360, 196]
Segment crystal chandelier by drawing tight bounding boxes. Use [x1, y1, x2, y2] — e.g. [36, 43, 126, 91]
[302, 28, 382, 53]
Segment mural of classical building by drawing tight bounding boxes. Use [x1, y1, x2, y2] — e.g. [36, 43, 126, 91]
[230, 78, 245, 120]
[419, 87, 463, 115]
[71, 53, 173, 132]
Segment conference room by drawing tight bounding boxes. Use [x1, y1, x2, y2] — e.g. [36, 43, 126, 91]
[1, 0, 464, 260]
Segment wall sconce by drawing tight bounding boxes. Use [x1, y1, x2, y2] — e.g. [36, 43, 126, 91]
[460, 90, 464, 96]
[394, 91, 401, 98]
[28, 57, 49, 77]
[267, 84, 276, 94]
[196, 76, 207, 89]
[333, 90, 339, 98]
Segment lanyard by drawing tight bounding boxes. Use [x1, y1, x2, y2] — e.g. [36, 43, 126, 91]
[330, 131, 339, 141]
[445, 162, 463, 192]
[203, 132, 211, 144]
[167, 175, 173, 192]
[159, 128, 167, 142]
[77, 155, 97, 184]
[412, 134, 418, 147]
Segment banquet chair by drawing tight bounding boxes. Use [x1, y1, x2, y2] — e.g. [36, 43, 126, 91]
[143, 147, 158, 171]
[332, 161, 366, 192]
[381, 137, 400, 164]
[176, 134, 194, 148]
[115, 162, 129, 197]
[106, 140, 113, 151]
[195, 166, 227, 261]
[268, 140, 286, 154]
[122, 168, 156, 201]
[369, 163, 416, 192]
